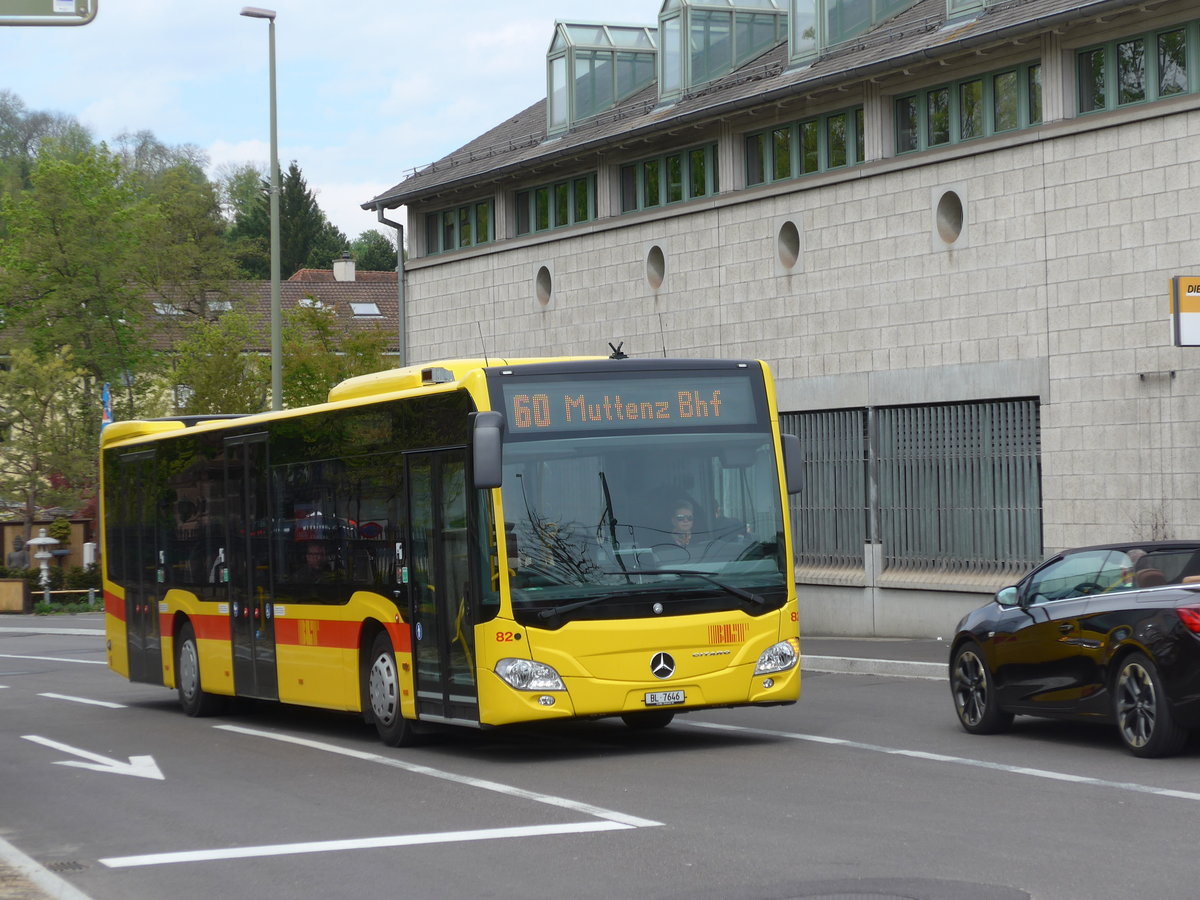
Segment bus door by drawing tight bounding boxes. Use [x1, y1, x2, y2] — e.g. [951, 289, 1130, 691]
[224, 433, 278, 701]
[117, 449, 163, 684]
[407, 450, 479, 725]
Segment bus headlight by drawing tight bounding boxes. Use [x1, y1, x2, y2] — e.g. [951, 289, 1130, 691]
[495, 658, 565, 691]
[755, 638, 800, 675]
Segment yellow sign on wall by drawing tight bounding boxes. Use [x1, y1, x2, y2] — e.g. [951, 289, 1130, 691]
[1171, 277, 1200, 347]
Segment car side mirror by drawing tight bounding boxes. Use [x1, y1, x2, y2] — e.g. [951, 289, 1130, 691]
[995, 586, 1019, 607]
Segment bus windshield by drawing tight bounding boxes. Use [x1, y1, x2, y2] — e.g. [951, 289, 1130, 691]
[498, 430, 788, 627]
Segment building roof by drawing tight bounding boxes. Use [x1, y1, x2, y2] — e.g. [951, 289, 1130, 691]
[288, 268, 397, 283]
[364, 0, 1126, 210]
[151, 274, 400, 354]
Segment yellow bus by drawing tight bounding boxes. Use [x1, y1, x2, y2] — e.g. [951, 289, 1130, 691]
[100, 354, 802, 744]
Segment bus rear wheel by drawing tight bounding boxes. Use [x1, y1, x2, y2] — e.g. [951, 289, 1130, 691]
[367, 632, 421, 746]
[176, 621, 225, 717]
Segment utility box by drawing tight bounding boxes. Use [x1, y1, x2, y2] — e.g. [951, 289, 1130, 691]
[0, 579, 30, 613]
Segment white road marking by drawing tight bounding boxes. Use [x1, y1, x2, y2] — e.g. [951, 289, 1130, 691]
[100, 821, 631, 868]
[215, 723, 662, 828]
[39, 692, 126, 708]
[685, 720, 1200, 802]
[21, 735, 164, 781]
[0, 653, 105, 665]
[96, 723, 661, 869]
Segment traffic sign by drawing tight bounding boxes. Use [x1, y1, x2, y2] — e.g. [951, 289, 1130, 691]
[0, 0, 96, 25]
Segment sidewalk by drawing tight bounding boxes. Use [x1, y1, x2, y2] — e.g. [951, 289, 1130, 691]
[0, 838, 91, 900]
[802, 635, 948, 679]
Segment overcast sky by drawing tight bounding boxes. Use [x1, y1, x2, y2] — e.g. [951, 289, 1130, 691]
[0, 0, 659, 240]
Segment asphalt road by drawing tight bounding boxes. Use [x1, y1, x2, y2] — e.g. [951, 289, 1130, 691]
[3, 616, 1199, 900]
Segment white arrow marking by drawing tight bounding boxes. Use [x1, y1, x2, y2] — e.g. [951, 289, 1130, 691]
[21, 735, 164, 780]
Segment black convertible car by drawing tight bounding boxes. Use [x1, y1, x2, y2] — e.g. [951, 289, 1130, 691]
[949, 541, 1200, 757]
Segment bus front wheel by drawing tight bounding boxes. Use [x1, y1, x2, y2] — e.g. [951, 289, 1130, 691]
[367, 632, 421, 746]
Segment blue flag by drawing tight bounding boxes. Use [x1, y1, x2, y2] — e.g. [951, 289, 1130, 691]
[101, 382, 112, 425]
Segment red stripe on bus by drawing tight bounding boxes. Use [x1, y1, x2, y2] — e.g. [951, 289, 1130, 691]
[269, 618, 412, 653]
[189, 613, 231, 641]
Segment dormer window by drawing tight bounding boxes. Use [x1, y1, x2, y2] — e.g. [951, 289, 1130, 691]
[659, 0, 786, 102]
[547, 21, 657, 134]
[789, 0, 919, 66]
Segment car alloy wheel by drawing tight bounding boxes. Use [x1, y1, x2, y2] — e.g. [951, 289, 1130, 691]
[1114, 653, 1187, 758]
[950, 642, 1012, 735]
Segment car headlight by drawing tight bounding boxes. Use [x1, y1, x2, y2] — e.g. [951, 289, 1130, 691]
[495, 658, 565, 691]
[755, 638, 800, 675]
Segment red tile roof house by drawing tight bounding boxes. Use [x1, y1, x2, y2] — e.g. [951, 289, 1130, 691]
[151, 256, 402, 357]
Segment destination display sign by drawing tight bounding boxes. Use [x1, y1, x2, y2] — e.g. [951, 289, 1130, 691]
[496, 374, 759, 435]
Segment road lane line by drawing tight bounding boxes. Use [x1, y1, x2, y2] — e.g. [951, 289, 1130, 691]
[215, 723, 662, 828]
[39, 692, 126, 708]
[0, 653, 106, 665]
[685, 720, 1200, 802]
[99, 821, 630, 868]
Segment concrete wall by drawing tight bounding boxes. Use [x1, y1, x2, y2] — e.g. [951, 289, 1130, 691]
[400, 96, 1200, 636]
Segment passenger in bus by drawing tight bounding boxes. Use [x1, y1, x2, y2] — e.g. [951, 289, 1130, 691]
[292, 541, 337, 582]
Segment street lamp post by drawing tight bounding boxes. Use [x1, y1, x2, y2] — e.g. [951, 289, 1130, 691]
[240, 6, 282, 411]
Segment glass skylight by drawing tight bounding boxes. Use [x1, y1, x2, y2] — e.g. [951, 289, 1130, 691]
[658, 0, 786, 101]
[547, 21, 658, 133]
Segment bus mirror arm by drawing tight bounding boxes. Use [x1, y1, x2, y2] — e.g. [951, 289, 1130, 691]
[781, 434, 803, 495]
[473, 411, 504, 490]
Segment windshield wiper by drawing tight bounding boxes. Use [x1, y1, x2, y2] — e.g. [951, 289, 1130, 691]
[535, 571, 769, 621]
[601, 569, 767, 605]
[536, 589, 645, 620]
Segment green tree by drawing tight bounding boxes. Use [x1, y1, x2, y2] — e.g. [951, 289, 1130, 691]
[170, 310, 269, 414]
[215, 161, 265, 223]
[140, 165, 241, 317]
[112, 129, 207, 187]
[0, 347, 96, 535]
[0, 145, 154, 406]
[0, 90, 93, 197]
[228, 160, 348, 279]
[351, 229, 399, 272]
[281, 304, 390, 408]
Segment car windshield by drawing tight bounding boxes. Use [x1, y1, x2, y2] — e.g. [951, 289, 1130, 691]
[498, 431, 788, 626]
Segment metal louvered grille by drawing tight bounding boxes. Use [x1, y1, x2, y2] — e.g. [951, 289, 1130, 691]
[877, 400, 1042, 575]
[781, 399, 1042, 578]
[780, 409, 868, 569]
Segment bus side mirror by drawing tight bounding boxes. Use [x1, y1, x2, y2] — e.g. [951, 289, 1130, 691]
[781, 433, 802, 495]
[473, 411, 504, 489]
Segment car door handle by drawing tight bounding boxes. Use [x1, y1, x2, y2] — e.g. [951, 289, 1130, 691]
[1058, 623, 1074, 634]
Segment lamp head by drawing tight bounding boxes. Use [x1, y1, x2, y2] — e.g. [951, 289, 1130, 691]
[240, 7, 276, 20]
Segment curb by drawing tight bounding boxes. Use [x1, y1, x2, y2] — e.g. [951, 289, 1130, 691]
[803, 655, 944, 680]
